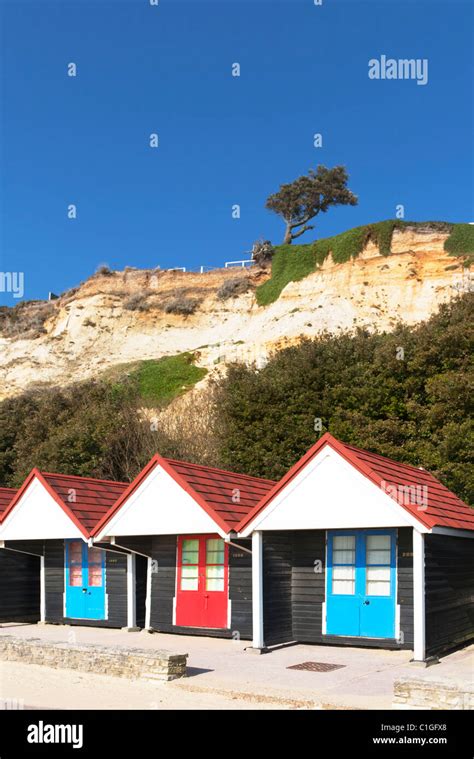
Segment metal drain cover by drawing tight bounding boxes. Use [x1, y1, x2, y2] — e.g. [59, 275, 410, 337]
[287, 661, 346, 672]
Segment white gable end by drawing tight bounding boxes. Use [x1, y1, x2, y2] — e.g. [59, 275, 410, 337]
[0, 477, 84, 540]
[96, 464, 225, 539]
[242, 447, 424, 535]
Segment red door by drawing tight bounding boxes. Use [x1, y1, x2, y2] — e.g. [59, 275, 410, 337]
[176, 535, 228, 628]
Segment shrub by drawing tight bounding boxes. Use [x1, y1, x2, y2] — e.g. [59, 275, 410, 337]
[444, 223, 474, 262]
[0, 301, 54, 338]
[164, 296, 200, 315]
[95, 264, 115, 277]
[123, 293, 151, 312]
[251, 240, 275, 267]
[214, 294, 474, 504]
[217, 276, 251, 300]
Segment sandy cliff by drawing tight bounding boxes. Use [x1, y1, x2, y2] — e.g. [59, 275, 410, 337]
[0, 227, 471, 400]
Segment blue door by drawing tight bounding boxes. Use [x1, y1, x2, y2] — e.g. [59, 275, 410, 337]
[326, 530, 396, 639]
[65, 540, 106, 620]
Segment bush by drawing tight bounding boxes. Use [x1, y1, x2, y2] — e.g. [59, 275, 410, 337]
[0, 353, 210, 485]
[164, 296, 200, 315]
[95, 264, 115, 277]
[251, 240, 275, 267]
[444, 223, 474, 263]
[215, 294, 474, 505]
[0, 301, 54, 338]
[217, 276, 251, 300]
[123, 293, 151, 312]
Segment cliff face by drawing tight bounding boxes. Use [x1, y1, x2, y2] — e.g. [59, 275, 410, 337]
[0, 227, 471, 400]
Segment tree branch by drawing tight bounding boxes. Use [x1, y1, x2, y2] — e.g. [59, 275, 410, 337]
[288, 209, 320, 231]
[291, 224, 314, 240]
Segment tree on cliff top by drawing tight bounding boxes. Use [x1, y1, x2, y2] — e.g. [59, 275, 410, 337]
[265, 165, 358, 244]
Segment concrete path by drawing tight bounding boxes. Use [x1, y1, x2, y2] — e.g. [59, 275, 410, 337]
[0, 623, 472, 710]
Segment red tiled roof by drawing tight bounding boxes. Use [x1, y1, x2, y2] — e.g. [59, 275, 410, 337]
[41, 473, 129, 535]
[345, 443, 474, 532]
[163, 458, 276, 530]
[0, 488, 17, 519]
[0, 470, 129, 538]
[93, 454, 276, 536]
[237, 433, 474, 533]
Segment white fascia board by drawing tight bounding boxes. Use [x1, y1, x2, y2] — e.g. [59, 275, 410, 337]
[0, 477, 84, 541]
[240, 447, 428, 536]
[96, 463, 226, 540]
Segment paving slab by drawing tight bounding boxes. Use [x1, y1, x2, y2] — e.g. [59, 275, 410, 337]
[0, 623, 471, 710]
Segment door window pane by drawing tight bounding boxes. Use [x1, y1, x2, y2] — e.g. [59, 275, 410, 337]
[333, 535, 355, 565]
[206, 565, 224, 591]
[366, 566, 391, 596]
[88, 565, 103, 587]
[366, 535, 391, 565]
[69, 566, 83, 587]
[87, 546, 103, 565]
[87, 546, 104, 587]
[332, 565, 355, 595]
[332, 535, 356, 594]
[206, 538, 224, 565]
[182, 539, 199, 565]
[181, 565, 198, 591]
[68, 542, 83, 586]
[69, 541, 82, 563]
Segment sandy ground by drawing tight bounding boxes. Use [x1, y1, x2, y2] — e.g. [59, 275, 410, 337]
[0, 624, 472, 710]
[0, 660, 293, 710]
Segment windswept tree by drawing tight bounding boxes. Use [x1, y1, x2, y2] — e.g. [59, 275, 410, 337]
[266, 165, 358, 244]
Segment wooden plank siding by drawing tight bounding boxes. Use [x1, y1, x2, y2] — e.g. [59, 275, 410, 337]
[291, 530, 325, 643]
[0, 549, 40, 622]
[44, 540, 128, 628]
[262, 532, 293, 646]
[228, 539, 252, 640]
[145, 535, 253, 638]
[262, 528, 414, 650]
[425, 534, 474, 657]
[397, 527, 414, 648]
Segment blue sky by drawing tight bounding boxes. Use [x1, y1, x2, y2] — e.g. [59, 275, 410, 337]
[0, 0, 472, 303]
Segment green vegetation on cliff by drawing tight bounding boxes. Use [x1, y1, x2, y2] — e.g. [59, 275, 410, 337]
[256, 221, 474, 306]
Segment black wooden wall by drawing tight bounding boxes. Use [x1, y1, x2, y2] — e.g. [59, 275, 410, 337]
[44, 540, 128, 628]
[0, 549, 40, 622]
[425, 534, 474, 657]
[397, 527, 414, 648]
[121, 535, 253, 638]
[262, 532, 292, 645]
[263, 528, 414, 649]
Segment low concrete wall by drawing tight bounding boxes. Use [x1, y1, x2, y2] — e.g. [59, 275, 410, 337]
[393, 677, 473, 710]
[0, 635, 188, 682]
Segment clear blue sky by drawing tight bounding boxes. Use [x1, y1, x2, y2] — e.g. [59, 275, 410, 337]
[0, 0, 472, 304]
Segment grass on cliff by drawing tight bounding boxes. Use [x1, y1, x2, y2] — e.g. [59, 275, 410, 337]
[110, 352, 207, 406]
[256, 220, 474, 306]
